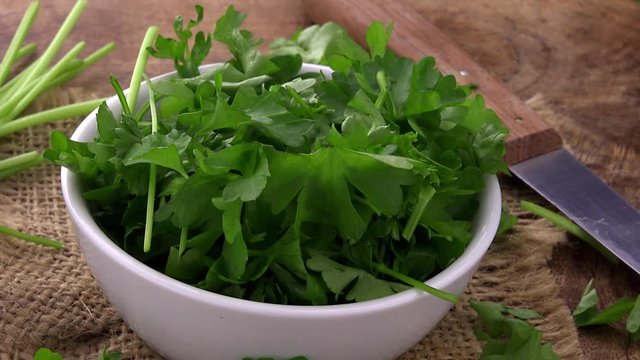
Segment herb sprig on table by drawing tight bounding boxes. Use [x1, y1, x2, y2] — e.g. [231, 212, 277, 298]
[46, 5, 508, 305]
[471, 301, 559, 359]
[572, 279, 640, 342]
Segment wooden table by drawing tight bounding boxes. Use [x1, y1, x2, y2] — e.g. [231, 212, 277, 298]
[1, 0, 638, 358]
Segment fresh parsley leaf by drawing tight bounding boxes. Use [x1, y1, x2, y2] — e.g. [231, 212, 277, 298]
[572, 280, 640, 342]
[572, 279, 600, 326]
[123, 132, 191, 178]
[32, 347, 122, 360]
[497, 205, 518, 235]
[471, 301, 558, 360]
[99, 348, 123, 360]
[270, 23, 369, 66]
[572, 279, 635, 327]
[307, 252, 399, 302]
[627, 295, 640, 342]
[147, 5, 212, 78]
[365, 21, 393, 59]
[33, 348, 63, 360]
[213, 5, 277, 77]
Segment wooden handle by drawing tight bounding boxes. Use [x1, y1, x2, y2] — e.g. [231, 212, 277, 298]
[304, 0, 563, 165]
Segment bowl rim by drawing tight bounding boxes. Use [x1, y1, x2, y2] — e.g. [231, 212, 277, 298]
[61, 63, 502, 318]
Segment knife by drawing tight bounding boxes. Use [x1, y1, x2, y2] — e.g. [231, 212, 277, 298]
[304, 0, 640, 273]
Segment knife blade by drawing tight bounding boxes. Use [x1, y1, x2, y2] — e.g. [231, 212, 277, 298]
[304, 0, 640, 273]
[511, 149, 640, 272]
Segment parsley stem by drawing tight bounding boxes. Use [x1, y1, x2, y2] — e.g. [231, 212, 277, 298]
[143, 164, 157, 253]
[0, 1, 40, 86]
[0, 151, 42, 173]
[178, 227, 188, 256]
[0, 99, 104, 138]
[142, 74, 159, 253]
[110, 75, 131, 115]
[0, 224, 63, 249]
[285, 86, 313, 117]
[127, 26, 159, 112]
[125, 27, 159, 252]
[133, 101, 151, 123]
[9, 0, 87, 103]
[16, 43, 37, 60]
[79, 42, 116, 65]
[374, 71, 388, 110]
[372, 262, 458, 303]
[0, 42, 86, 121]
[402, 184, 435, 240]
[0, 155, 43, 180]
[6, 42, 87, 120]
[46, 42, 115, 90]
[221, 75, 272, 90]
[0, 62, 36, 102]
[520, 200, 619, 264]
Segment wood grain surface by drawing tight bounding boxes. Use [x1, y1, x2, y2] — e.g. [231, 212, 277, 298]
[1, 0, 638, 358]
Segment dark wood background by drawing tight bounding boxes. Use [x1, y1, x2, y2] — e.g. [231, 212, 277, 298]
[1, 0, 638, 358]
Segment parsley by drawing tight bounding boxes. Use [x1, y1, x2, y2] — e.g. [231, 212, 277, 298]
[628, 296, 640, 342]
[572, 279, 640, 342]
[46, 5, 509, 305]
[471, 301, 559, 359]
[33, 348, 62, 360]
[147, 5, 211, 79]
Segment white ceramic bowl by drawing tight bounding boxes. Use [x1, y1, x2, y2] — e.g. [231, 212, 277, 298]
[61, 64, 502, 360]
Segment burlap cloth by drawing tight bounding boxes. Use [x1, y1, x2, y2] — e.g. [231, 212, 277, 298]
[0, 90, 586, 359]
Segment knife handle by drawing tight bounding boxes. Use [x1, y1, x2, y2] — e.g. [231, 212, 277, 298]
[303, 0, 562, 165]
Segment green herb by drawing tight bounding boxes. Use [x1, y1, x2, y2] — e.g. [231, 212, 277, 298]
[33, 348, 63, 360]
[497, 205, 517, 235]
[0, 224, 63, 249]
[520, 200, 619, 264]
[46, 5, 508, 305]
[32, 347, 122, 360]
[572, 279, 633, 326]
[471, 301, 559, 359]
[572, 279, 640, 342]
[0, 99, 106, 139]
